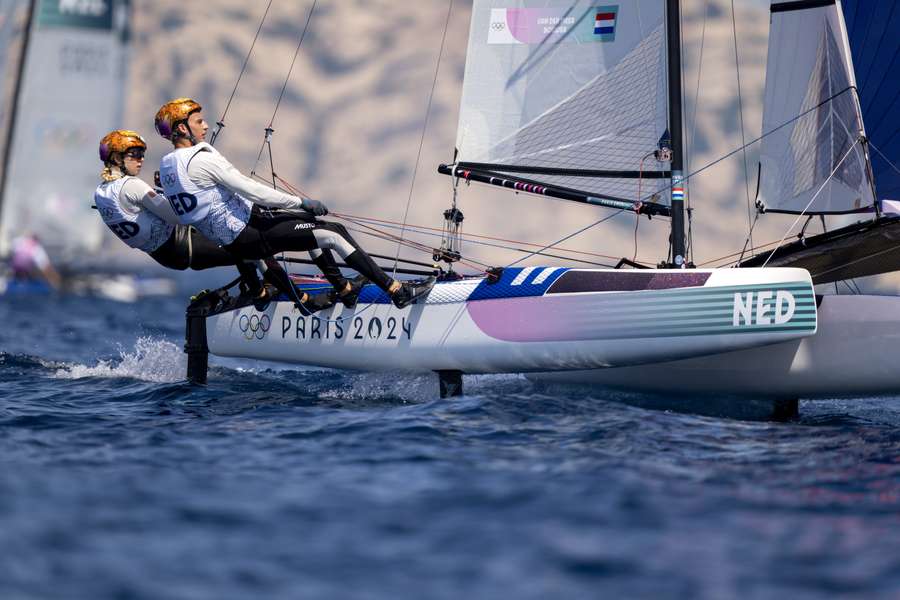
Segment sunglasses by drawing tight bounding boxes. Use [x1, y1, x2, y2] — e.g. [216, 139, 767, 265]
[125, 149, 146, 160]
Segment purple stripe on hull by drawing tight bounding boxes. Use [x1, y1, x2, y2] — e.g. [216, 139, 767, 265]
[547, 271, 711, 294]
[466, 296, 584, 342]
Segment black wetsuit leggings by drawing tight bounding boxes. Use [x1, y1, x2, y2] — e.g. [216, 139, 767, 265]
[225, 208, 395, 292]
[149, 225, 263, 294]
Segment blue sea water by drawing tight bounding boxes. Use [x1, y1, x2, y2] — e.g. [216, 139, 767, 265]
[1, 292, 900, 599]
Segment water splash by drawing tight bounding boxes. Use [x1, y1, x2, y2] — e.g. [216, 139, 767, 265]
[53, 337, 185, 383]
[319, 371, 435, 403]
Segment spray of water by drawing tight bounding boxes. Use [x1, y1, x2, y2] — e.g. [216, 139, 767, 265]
[53, 337, 185, 383]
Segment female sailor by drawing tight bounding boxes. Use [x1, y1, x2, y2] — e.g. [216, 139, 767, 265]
[94, 129, 333, 312]
[153, 98, 434, 309]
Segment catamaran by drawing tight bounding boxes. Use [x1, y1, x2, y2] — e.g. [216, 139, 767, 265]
[184, 0, 900, 416]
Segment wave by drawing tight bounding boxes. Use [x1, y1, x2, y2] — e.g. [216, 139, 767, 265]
[53, 337, 185, 383]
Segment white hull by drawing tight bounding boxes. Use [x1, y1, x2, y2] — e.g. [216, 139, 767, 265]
[206, 267, 817, 374]
[531, 295, 900, 399]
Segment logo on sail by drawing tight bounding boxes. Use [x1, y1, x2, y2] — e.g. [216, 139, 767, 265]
[487, 6, 619, 45]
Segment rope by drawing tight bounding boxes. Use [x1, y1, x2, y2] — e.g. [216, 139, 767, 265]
[730, 0, 755, 255]
[209, 0, 273, 146]
[332, 212, 623, 262]
[339, 218, 617, 269]
[761, 139, 862, 267]
[392, 0, 455, 275]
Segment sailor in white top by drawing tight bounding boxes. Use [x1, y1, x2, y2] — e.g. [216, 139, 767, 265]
[154, 98, 434, 309]
[95, 129, 315, 308]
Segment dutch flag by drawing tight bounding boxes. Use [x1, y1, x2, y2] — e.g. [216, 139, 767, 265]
[594, 10, 616, 35]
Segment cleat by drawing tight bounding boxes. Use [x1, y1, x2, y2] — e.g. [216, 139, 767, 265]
[391, 277, 436, 309]
[337, 275, 367, 309]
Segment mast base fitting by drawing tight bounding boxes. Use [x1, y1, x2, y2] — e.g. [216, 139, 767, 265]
[485, 267, 504, 284]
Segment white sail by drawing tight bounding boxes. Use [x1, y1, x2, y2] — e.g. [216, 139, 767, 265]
[0, 0, 130, 261]
[455, 0, 669, 202]
[758, 0, 874, 214]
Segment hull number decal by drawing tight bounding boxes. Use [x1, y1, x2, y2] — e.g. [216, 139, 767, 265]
[733, 290, 796, 326]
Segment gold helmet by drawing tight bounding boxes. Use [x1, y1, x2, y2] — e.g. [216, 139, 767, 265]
[154, 97, 202, 140]
[99, 130, 147, 163]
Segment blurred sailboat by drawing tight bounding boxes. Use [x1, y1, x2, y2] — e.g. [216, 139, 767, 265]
[0, 0, 175, 300]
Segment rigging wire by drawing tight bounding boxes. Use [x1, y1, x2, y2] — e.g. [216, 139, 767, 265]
[682, 0, 710, 257]
[505, 210, 626, 268]
[640, 87, 858, 204]
[340, 217, 618, 269]
[761, 139, 862, 267]
[271, 166, 627, 269]
[252, 0, 318, 177]
[686, 0, 709, 264]
[392, 0, 455, 276]
[209, 0, 274, 146]
[730, 0, 755, 255]
[333, 211, 624, 262]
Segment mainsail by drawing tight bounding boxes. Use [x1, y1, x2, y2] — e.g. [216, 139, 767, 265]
[446, 0, 673, 211]
[0, 0, 130, 262]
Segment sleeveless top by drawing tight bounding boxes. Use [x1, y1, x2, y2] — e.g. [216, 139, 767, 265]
[94, 176, 173, 252]
[158, 143, 252, 246]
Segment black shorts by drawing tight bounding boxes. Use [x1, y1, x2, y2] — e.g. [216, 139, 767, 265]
[149, 225, 237, 270]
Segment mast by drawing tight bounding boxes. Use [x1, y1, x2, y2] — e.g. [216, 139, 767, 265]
[0, 0, 36, 223]
[666, 0, 687, 267]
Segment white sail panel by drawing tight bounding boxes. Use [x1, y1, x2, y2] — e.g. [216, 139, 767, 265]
[758, 1, 874, 214]
[0, 0, 130, 261]
[455, 1, 669, 201]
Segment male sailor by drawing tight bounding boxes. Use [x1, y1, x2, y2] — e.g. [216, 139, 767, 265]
[94, 129, 332, 311]
[154, 98, 434, 309]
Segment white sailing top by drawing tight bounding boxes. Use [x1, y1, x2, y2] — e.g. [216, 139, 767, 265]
[158, 142, 304, 246]
[94, 176, 174, 252]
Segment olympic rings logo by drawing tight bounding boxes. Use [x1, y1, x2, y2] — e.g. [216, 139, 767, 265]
[491, 22, 505, 31]
[239, 313, 271, 340]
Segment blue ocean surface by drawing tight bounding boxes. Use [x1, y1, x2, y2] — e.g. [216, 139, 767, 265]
[1, 292, 900, 599]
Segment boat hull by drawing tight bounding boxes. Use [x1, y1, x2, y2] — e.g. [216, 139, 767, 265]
[205, 267, 817, 373]
[531, 294, 900, 399]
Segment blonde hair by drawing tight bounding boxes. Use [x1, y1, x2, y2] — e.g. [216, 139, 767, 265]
[100, 163, 125, 182]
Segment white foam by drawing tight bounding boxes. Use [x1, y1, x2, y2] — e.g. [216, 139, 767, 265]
[319, 372, 434, 403]
[54, 337, 185, 383]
